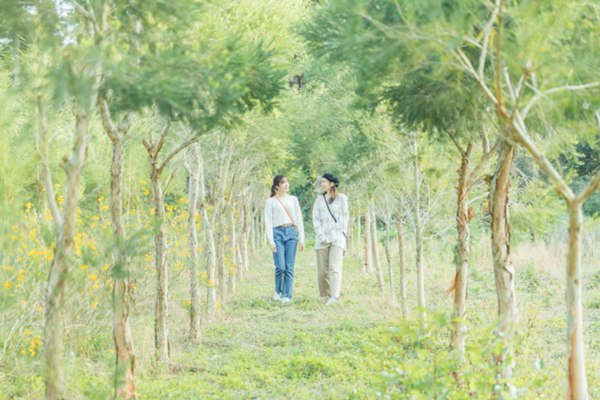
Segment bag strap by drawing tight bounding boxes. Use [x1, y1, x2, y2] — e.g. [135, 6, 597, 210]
[322, 194, 338, 223]
[274, 196, 296, 225]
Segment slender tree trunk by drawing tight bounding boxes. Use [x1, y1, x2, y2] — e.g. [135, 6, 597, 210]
[241, 200, 250, 275]
[412, 136, 426, 319]
[150, 169, 169, 362]
[98, 97, 136, 399]
[363, 207, 373, 274]
[185, 146, 202, 340]
[566, 201, 588, 399]
[370, 203, 385, 290]
[216, 228, 227, 303]
[44, 108, 91, 400]
[396, 200, 408, 318]
[229, 209, 238, 293]
[489, 141, 516, 376]
[384, 218, 397, 307]
[196, 146, 217, 319]
[451, 146, 472, 355]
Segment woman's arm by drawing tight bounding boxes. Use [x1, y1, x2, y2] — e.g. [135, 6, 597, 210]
[264, 198, 275, 247]
[312, 197, 324, 243]
[294, 197, 305, 245]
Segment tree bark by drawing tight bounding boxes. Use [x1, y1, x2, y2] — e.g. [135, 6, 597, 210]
[396, 199, 408, 318]
[98, 97, 136, 399]
[489, 140, 516, 376]
[185, 146, 202, 340]
[229, 209, 238, 293]
[451, 145, 472, 355]
[370, 202, 385, 291]
[196, 145, 217, 319]
[150, 167, 169, 362]
[44, 107, 91, 400]
[566, 202, 588, 399]
[411, 136, 426, 319]
[240, 199, 250, 276]
[384, 218, 397, 307]
[363, 207, 373, 274]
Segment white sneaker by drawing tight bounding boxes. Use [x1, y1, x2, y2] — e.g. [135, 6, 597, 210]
[273, 292, 281, 301]
[325, 297, 337, 306]
[281, 297, 291, 304]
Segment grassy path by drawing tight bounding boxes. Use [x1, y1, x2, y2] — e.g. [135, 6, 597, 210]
[137, 250, 403, 399]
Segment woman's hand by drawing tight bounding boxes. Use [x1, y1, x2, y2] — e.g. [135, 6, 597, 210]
[271, 245, 277, 253]
[299, 242, 305, 251]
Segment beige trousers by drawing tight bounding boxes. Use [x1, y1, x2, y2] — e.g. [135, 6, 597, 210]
[316, 245, 344, 298]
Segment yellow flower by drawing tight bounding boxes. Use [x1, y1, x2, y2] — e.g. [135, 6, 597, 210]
[89, 273, 97, 281]
[97, 196, 104, 203]
[80, 265, 89, 271]
[3, 265, 14, 272]
[143, 189, 150, 196]
[91, 299, 99, 310]
[101, 205, 109, 212]
[25, 202, 33, 210]
[101, 264, 110, 272]
[3, 280, 13, 290]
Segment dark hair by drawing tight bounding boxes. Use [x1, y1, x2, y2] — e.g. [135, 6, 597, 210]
[270, 175, 287, 197]
[322, 173, 339, 203]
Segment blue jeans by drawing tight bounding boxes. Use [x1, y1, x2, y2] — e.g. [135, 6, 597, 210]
[272, 225, 298, 299]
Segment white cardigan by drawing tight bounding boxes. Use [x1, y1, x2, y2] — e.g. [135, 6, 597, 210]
[264, 195, 305, 247]
[312, 193, 348, 250]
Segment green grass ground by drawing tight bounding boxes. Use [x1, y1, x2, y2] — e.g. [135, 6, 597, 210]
[2, 242, 599, 399]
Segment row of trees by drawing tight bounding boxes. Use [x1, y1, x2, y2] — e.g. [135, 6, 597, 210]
[302, 0, 599, 398]
[0, 0, 309, 398]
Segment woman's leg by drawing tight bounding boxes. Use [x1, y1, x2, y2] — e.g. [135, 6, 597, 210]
[282, 228, 298, 299]
[328, 245, 344, 299]
[272, 229, 286, 296]
[316, 247, 330, 297]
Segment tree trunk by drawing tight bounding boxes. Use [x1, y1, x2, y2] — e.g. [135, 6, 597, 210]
[489, 141, 516, 376]
[363, 207, 373, 274]
[98, 97, 136, 399]
[229, 209, 238, 293]
[196, 146, 217, 319]
[185, 146, 202, 340]
[384, 218, 397, 307]
[566, 201, 588, 399]
[241, 200, 250, 275]
[217, 228, 227, 303]
[451, 146, 472, 355]
[44, 108, 91, 400]
[151, 169, 169, 362]
[396, 200, 408, 318]
[412, 136, 426, 319]
[370, 203, 385, 290]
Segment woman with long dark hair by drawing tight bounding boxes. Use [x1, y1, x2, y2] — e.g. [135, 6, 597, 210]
[312, 173, 348, 305]
[264, 175, 304, 303]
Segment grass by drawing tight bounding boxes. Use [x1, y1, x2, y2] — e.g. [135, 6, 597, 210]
[1, 238, 599, 399]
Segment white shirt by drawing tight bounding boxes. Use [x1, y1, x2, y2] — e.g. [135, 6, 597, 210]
[264, 195, 305, 247]
[312, 193, 349, 250]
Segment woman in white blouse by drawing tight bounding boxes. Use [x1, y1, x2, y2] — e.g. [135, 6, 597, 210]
[312, 173, 348, 305]
[264, 175, 304, 303]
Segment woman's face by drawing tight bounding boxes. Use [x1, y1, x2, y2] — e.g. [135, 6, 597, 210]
[320, 178, 333, 192]
[277, 177, 289, 194]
